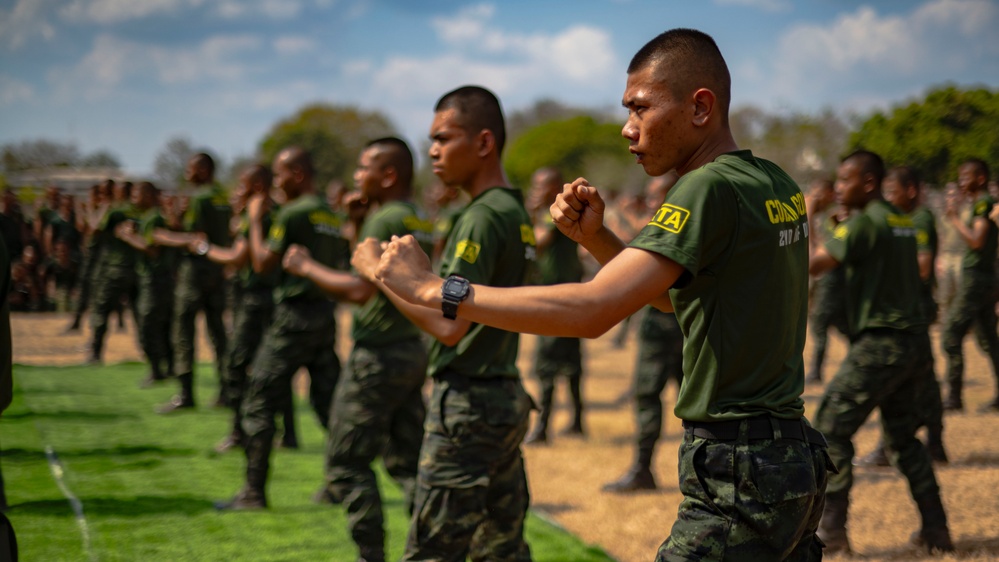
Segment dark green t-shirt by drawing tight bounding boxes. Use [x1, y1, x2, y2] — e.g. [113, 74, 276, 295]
[267, 193, 350, 303]
[629, 150, 808, 422]
[533, 220, 583, 285]
[237, 210, 280, 292]
[910, 205, 938, 319]
[352, 200, 435, 346]
[138, 208, 175, 277]
[184, 183, 233, 247]
[100, 203, 141, 268]
[48, 213, 81, 253]
[428, 187, 536, 379]
[824, 199, 925, 336]
[962, 192, 998, 272]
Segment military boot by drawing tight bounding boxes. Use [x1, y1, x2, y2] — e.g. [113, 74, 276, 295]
[601, 463, 656, 493]
[911, 495, 954, 553]
[156, 373, 195, 414]
[816, 493, 851, 555]
[941, 379, 963, 412]
[216, 437, 270, 510]
[924, 431, 949, 464]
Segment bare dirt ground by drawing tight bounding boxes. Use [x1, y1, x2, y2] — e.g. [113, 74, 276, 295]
[11, 311, 999, 562]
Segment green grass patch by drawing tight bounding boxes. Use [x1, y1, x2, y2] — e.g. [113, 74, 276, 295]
[2, 363, 614, 561]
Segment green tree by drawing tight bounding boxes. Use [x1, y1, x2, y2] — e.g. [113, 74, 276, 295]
[849, 85, 999, 185]
[504, 115, 643, 194]
[258, 103, 396, 191]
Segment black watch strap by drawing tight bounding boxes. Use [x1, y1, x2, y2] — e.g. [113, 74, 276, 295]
[441, 275, 470, 320]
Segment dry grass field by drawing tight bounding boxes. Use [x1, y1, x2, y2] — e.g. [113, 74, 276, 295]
[11, 310, 999, 562]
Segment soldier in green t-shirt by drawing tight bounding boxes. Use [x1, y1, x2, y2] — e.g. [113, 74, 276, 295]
[182, 164, 291, 453]
[941, 158, 999, 412]
[366, 32, 829, 561]
[114, 182, 176, 385]
[524, 166, 586, 447]
[282, 137, 433, 562]
[809, 151, 952, 554]
[150, 153, 232, 413]
[352, 87, 536, 561]
[87, 181, 140, 364]
[856, 166, 948, 467]
[215, 146, 350, 511]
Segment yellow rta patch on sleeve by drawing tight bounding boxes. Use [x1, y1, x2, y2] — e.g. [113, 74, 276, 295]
[833, 224, 849, 240]
[648, 203, 690, 234]
[268, 224, 285, 242]
[455, 240, 481, 264]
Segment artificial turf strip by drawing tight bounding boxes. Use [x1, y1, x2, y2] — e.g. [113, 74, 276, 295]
[1, 363, 615, 562]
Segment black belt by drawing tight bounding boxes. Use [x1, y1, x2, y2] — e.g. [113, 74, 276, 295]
[682, 416, 827, 447]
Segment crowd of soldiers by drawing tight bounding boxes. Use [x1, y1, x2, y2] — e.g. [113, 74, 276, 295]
[5, 27, 999, 562]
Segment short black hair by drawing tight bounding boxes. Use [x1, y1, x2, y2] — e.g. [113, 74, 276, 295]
[886, 166, 920, 190]
[628, 28, 731, 124]
[192, 152, 216, 175]
[281, 146, 314, 178]
[435, 85, 507, 155]
[843, 149, 885, 186]
[366, 137, 414, 188]
[961, 157, 990, 181]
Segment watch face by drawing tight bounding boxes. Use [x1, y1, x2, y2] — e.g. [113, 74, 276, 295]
[442, 276, 467, 297]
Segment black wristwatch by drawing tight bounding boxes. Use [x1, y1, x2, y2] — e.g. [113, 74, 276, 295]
[441, 274, 470, 320]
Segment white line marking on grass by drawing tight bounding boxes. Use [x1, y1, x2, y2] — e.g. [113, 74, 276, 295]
[44, 445, 97, 562]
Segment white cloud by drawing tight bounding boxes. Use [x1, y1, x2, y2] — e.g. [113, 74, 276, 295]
[0, 74, 35, 105]
[216, 0, 303, 20]
[0, 0, 57, 49]
[50, 33, 264, 100]
[377, 3, 617, 98]
[60, 0, 204, 25]
[768, 0, 999, 110]
[714, 0, 791, 13]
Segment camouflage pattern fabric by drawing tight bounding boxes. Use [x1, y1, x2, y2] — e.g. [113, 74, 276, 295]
[401, 374, 533, 562]
[657, 421, 828, 561]
[224, 287, 273, 430]
[171, 259, 228, 385]
[240, 299, 340, 494]
[531, 335, 582, 429]
[326, 339, 427, 561]
[813, 330, 941, 504]
[89, 264, 136, 359]
[941, 269, 999, 401]
[136, 273, 174, 378]
[635, 307, 684, 466]
[808, 266, 848, 374]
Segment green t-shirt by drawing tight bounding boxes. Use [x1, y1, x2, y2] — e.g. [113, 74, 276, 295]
[910, 205, 938, 319]
[99, 203, 141, 268]
[48, 213, 81, 253]
[183, 183, 233, 247]
[428, 187, 536, 379]
[533, 220, 583, 285]
[629, 150, 808, 422]
[138, 208, 175, 277]
[237, 210, 280, 292]
[824, 199, 925, 336]
[961, 192, 998, 272]
[267, 193, 350, 303]
[352, 200, 435, 346]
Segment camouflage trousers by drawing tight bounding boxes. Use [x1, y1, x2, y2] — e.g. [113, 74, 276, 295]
[136, 274, 174, 378]
[634, 309, 683, 467]
[89, 264, 137, 359]
[241, 299, 340, 496]
[531, 336, 582, 430]
[813, 329, 943, 507]
[657, 419, 828, 561]
[941, 269, 999, 401]
[808, 268, 848, 376]
[172, 260, 227, 391]
[401, 373, 533, 562]
[225, 288, 274, 436]
[326, 338, 428, 561]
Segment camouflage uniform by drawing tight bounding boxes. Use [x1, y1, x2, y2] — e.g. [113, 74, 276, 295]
[628, 151, 828, 561]
[813, 199, 950, 550]
[402, 187, 535, 562]
[222, 211, 279, 442]
[529, 220, 585, 440]
[89, 203, 140, 361]
[632, 306, 684, 470]
[941, 192, 999, 408]
[324, 200, 434, 562]
[135, 207, 175, 379]
[171, 183, 232, 405]
[239, 193, 350, 504]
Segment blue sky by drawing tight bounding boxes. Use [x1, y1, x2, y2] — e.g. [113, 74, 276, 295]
[1, 0, 997, 176]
